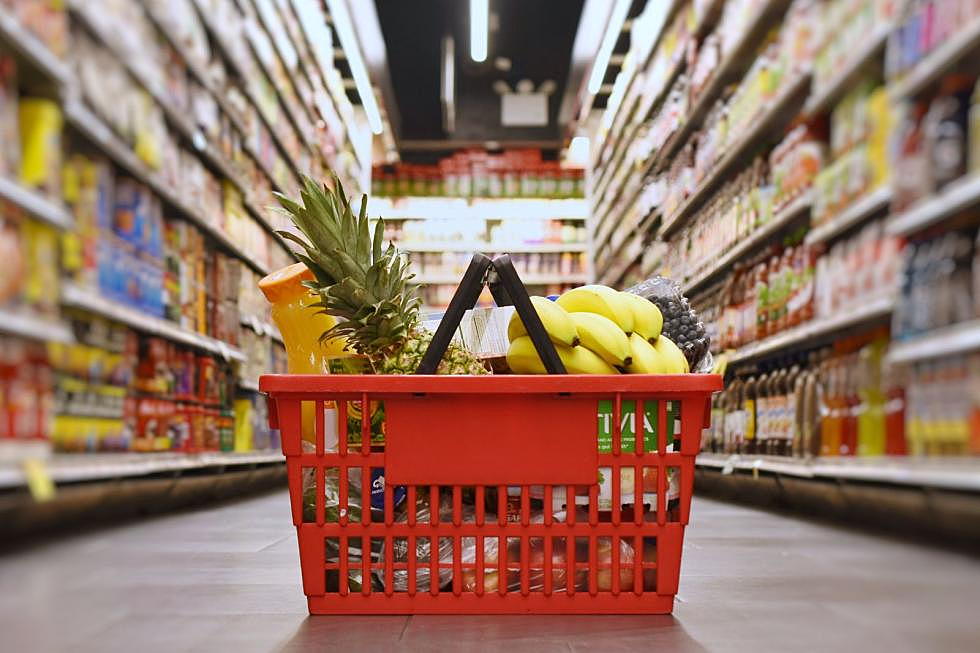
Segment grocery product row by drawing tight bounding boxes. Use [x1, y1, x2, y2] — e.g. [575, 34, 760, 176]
[1, 310, 284, 454]
[0, 1, 389, 471]
[584, 0, 980, 486]
[372, 149, 585, 200]
[705, 329, 980, 459]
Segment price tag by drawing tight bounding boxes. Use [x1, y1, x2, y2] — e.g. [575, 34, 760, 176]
[721, 455, 737, 475]
[752, 459, 762, 480]
[22, 458, 55, 502]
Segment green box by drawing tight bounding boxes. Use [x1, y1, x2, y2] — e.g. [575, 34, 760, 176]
[596, 399, 676, 453]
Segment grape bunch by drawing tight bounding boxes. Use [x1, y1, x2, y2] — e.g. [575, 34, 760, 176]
[627, 276, 710, 370]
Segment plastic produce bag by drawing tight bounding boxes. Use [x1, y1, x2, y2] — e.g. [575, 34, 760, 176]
[380, 490, 462, 592]
[626, 276, 713, 373]
[458, 509, 640, 593]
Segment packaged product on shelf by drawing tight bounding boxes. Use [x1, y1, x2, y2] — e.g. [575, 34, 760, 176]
[0, 54, 18, 178]
[0, 336, 53, 442]
[893, 227, 975, 339]
[17, 97, 61, 197]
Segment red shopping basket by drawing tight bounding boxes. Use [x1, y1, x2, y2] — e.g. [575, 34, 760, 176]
[261, 255, 722, 614]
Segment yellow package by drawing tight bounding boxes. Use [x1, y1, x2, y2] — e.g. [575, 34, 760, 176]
[18, 98, 62, 196]
[866, 87, 893, 188]
[234, 398, 254, 452]
[21, 219, 59, 315]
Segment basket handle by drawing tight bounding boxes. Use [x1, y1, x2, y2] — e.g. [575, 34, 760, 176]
[415, 253, 565, 374]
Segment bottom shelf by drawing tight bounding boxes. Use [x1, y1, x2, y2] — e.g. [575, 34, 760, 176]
[0, 450, 284, 489]
[696, 452, 980, 492]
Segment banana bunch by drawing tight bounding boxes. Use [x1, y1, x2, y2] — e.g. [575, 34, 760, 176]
[506, 285, 690, 375]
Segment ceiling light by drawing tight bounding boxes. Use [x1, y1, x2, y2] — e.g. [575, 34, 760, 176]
[470, 0, 488, 62]
[326, 0, 383, 134]
[587, 0, 630, 95]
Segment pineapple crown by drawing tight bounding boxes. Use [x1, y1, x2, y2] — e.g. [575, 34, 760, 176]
[274, 175, 423, 357]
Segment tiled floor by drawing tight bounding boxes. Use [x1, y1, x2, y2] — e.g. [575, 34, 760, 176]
[2, 491, 978, 652]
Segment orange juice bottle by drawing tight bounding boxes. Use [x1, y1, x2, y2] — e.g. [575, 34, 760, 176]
[259, 263, 349, 443]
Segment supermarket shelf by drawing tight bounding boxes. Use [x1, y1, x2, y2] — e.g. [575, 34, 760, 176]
[0, 439, 51, 464]
[0, 176, 74, 230]
[682, 191, 813, 295]
[240, 315, 284, 344]
[63, 97, 270, 276]
[804, 26, 890, 117]
[886, 173, 980, 237]
[190, 0, 304, 187]
[599, 234, 645, 287]
[0, 8, 70, 85]
[139, 0, 289, 199]
[696, 452, 980, 492]
[804, 186, 892, 245]
[888, 15, 980, 100]
[68, 3, 253, 201]
[649, 0, 788, 176]
[887, 320, 980, 365]
[0, 307, 73, 344]
[730, 295, 894, 363]
[660, 72, 811, 238]
[0, 451, 284, 489]
[414, 273, 589, 286]
[370, 197, 589, 221]
[238, 378, 261, 392]
[61, 282, 246, 363]
[589, 0, 684, 204]
[399, 242, 588, 254]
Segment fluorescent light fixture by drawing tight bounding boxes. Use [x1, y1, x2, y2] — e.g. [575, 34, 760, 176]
[326, 0, 383, 134]
[587, 0, 630, 95]
[441, 36, 456, 133]
[470, 0, 488, 62]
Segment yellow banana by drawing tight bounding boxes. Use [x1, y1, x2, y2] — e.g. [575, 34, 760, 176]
[653, 334, 690, 373]
[569, 312, 632, 367]
[507, 296, 579, 347]
[620, 292, 663, 341]
[626, 332, 672, 374]
[506, 336, 618, 374]
[556, 285, 634, 334]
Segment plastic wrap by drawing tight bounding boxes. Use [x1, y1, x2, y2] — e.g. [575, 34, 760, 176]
[626, 276, 713, 373]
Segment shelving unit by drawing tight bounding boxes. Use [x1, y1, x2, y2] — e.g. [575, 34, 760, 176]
[0, 451, 284, 489]
[648, 0, 789, 178]
[696, 452, 980, 492]
[886, 320, 980, 365]
[728, 295, 894, 363]
[681, 191, 813, 295]
[61, 282, 246, 363]
[886, 174, 980, 237]
[0, 176, 73, 230]
[0, 307, 73, 344]
[62, 97, 272, 277]
[0, 8, 70, 84]
[660, 71, 812, 238]
[804, 186, 892, 245]
[587, 1, 728, 249]
[887, 15, 980, 101]
[804, 27, 890, 117]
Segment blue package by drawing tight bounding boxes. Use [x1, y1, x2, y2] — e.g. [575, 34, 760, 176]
[370, 468, 406, 512]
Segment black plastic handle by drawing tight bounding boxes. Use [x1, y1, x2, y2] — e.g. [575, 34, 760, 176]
[415, 253, 565, 374]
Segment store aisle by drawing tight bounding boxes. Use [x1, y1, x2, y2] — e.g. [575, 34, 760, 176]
[1, 492, 977, 653]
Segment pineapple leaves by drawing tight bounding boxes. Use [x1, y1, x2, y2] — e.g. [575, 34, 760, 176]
[372, 218, 384, 263]
[275, 172, 427, 361]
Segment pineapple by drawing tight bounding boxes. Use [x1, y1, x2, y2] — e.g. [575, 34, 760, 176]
[274, 175, 487, 375]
